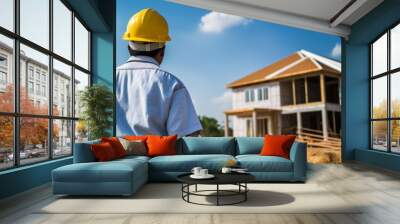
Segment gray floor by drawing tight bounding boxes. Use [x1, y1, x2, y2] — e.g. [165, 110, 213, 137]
[1, 162, 400, 224]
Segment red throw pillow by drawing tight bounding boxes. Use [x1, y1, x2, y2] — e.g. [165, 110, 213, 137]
[91, 142, 117, 161]
[260, 135, 296, 159]
[101, 137, 126, 158]
[146, 135, 177, 157]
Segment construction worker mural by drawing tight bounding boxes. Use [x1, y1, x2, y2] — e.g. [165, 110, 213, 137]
[117, 8, 202, 137]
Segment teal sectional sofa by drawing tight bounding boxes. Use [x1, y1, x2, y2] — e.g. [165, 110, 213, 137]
[52, 137, 307, 196]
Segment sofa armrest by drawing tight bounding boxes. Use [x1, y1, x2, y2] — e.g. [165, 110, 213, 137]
[73, 140, 100, 163]
[289, 141, 307, 181]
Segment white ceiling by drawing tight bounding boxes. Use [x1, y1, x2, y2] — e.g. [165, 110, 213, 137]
[168, 0, 384, 38]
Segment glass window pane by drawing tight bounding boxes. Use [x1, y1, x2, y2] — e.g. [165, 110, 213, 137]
[53, 0, 72, 60]
[372, 76, 387, 119]
[20, 44, 49, 115]
[391, 72, 400, 118]
[0, 35, 14, 112]
[75, 120, 88, 143]
[372, 120, 388, 151]
[53, 59, 72, 117]
[0, 0, 14, 31]
[391, 120, 400, 153]
[53, 119, 72, 157]
[20, 0, 49, 49]
[20, 117, 49, 165]
[391, 24, 400, 70]
[0, 116, 14, 170]
[372, 33, 387, 76]
[74, 69, 89, 117]
[74, 18, 89, 70]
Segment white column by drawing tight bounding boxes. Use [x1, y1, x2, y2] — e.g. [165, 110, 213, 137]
[268, 115, 273, 135]
[297, 112, 302, 136]
[224, 114, 229, 137]
[322, 109, 329, 140]
[252, 111, 257, 137]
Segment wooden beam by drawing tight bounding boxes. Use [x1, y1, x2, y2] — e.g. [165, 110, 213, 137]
[292, 79, 296, 105]
[320, 74, 326, 103]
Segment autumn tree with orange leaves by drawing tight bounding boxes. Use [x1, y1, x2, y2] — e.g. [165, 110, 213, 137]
[0, 85, 59, 153]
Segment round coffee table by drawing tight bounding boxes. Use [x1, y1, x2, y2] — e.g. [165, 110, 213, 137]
[177, 173, 255, 206]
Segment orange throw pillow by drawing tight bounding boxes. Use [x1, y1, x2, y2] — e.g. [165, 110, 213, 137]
[101, 137, 126, 158]
[260, 135, 296, 159]
[91, 142, 117, 162]
[146, 135, 177, 157]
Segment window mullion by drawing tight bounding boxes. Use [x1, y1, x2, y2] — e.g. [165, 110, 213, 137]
[13, 0, 20, 167]
[387, 30, 391, 152]
[71, 10, 76, 155]
[48, 0, 54, 160]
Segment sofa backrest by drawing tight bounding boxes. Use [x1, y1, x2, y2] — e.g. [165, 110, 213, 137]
[235, 137, 264, 155]
[178, 137, 235, 155]
[73, 139, 100, 163]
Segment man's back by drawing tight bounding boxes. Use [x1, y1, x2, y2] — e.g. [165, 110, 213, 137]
[116, 55, 201, 137]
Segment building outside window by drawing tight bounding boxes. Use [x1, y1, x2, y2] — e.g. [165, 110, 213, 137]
[257, 87, 268, 101]
[35, 70, 40, 81]
[36, 83, 40, 95]
[28, 81, 34, 94]
[370, 23, 400, 153]
[28, 66, 34, 80]
[41, 85, 46, 97]
[263, 87, 268, 100]
[0, 0, 91, 170]
[41, 73, 46, 83]
[0, 54, 7, 88]
[245, 89, 255, 102]
[0, 71, 6, 85]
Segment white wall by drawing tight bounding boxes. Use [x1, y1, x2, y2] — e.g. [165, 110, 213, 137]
[232, 82, 281, 109]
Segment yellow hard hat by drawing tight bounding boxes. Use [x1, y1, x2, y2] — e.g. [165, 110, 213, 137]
[123, 8, 171, 43]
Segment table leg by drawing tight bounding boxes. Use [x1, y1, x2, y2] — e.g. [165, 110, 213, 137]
[245, 183, 247, 201]
[217, 184, 219, 206]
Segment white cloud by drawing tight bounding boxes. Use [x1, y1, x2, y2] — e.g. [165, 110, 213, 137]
[212, 91, 232, 104]
[199, 11, 250, 34]
[331, 43, 341, 59]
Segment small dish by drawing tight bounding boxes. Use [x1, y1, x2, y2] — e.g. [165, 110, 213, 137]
[190, 174, 215, 179]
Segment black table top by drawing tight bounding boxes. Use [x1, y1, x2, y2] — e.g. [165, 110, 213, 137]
[177, 172, 255, 185]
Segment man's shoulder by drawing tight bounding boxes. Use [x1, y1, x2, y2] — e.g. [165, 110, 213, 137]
[155, 69, 185, 89]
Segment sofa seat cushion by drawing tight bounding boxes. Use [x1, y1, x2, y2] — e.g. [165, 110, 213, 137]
[149, 154, 235, 172]
[236, 155, 293, 172]
[53, 159, 147, 183]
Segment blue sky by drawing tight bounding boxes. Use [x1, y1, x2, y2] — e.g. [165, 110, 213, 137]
[117, 0, 341, 123]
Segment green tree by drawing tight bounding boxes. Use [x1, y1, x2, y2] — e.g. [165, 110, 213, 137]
[372, 99, 400, 142]
[79, 84, 113, 140]
[199, 116, 225, 137]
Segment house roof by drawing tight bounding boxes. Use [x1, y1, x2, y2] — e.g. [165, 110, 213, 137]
[226, 50, 341, 89]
